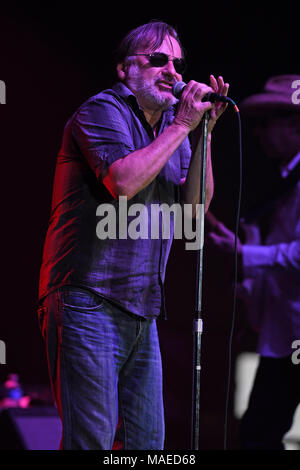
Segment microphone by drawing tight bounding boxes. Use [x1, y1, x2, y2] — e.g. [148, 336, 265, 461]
[172, 81, 237, 107]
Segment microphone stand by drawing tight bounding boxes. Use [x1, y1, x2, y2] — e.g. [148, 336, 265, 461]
[191, 111, 209, 450]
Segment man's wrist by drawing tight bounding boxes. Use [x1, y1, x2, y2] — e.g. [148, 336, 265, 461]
[171, 119, 192, 136]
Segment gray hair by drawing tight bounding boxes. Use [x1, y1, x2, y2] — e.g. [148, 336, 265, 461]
[114, 20, 185, 65]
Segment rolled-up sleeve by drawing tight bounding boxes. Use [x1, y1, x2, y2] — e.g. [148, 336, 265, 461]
[72, 93, 134, 179]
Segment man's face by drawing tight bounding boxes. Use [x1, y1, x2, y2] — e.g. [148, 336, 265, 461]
[120, 35, 183, 112]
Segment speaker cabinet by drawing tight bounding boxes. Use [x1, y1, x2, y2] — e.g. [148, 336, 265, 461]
[0, 406, 62, 450]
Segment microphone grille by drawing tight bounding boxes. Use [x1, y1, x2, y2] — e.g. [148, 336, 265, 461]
[172, 81, 186, 98]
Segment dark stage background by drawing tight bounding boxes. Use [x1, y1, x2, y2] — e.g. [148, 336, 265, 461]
[0, 1, 298, 449]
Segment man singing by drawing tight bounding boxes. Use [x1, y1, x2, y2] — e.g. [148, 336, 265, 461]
[38, 21, 229, 449]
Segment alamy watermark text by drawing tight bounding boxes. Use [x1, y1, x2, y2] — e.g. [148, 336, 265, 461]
[0, 80, 6, 104]
[95, 196, 204, 251]
[0, 340, 6, 364]
[291, 80, 300, 105]
[291, 339, 300, 365]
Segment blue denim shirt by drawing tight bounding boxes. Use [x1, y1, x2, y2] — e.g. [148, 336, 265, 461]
[39, 82, 191, 319]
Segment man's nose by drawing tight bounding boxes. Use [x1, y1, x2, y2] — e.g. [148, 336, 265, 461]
[162, 59, 177, 76]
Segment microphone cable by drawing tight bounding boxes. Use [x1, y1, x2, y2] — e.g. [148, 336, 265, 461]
[222, 105, 243, 450]
[173, 82, 243, 449]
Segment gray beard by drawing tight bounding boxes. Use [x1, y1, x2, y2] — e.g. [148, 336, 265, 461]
[125, 65, 178, 111]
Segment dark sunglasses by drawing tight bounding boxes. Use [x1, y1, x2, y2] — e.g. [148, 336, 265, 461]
[131, 52, 186, 74]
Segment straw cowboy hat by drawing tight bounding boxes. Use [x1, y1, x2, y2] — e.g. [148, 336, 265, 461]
[239, 74, 300, 116]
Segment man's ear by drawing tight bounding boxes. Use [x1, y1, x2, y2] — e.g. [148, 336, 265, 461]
[117, 63, 126, 81]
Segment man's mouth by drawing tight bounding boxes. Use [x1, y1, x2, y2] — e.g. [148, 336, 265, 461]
[157, 81, 174, 91]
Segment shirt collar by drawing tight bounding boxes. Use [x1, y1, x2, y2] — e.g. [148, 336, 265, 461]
[111, 82, 175, 122]
[112, 82, 136, 102]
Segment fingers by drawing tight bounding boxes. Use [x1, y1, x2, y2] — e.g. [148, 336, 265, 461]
[216, 222, 234, 237]
[207, 75, 230, 127]
[207, 232, 219, 243]
[184, 76, 229, 99]
[175, 76, 229, 132]
[183, 80, 213, 102]
[210, 74, 218, 93]
[183, 76, 230, 105]
[181, 81, 214, 119]
[210, 74, 229, 96]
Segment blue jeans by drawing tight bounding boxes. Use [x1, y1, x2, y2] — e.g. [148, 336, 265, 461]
[38, 286, 165, 450]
